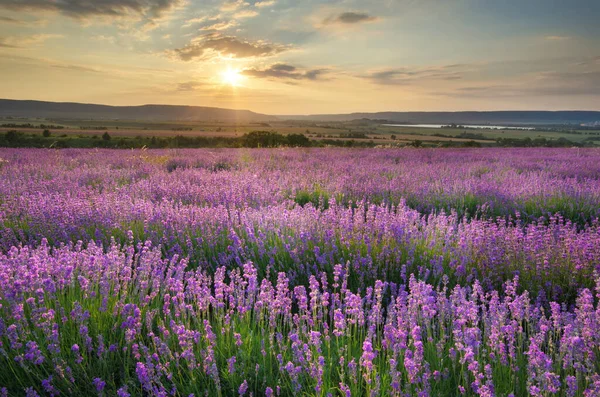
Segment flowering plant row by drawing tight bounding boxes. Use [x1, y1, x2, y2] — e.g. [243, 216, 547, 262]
[1, 241, 599, 396]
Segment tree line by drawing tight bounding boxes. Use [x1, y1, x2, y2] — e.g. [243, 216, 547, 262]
[0, 129, 589, 149]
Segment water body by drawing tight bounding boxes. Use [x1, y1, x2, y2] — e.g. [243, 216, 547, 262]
[383, 124, 535, 130]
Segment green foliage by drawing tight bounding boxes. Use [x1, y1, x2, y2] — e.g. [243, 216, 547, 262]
[0, 127, 590, 149]
[286, 133, 311, 147]
[5, 130, 22, 143]
[241, 131, 287, 148]
[294, 187, 330, 209]
[462, 140, 481, 147]
[496, 136, 580, 147]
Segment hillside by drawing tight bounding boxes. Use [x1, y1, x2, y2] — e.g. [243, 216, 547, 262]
[0, 99, 275, 122]
[280, 111, 600, 125]
[2, 99, 600, 125]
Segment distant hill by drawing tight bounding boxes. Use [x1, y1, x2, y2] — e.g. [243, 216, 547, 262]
[2, 99, 599, 126]
[0, 99, 275, 122]
[281, 111, 600, 125]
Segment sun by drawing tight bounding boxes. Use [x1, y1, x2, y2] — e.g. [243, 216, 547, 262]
[221, 67, 243, 87]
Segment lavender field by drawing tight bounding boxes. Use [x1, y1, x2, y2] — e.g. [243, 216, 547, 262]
[1, 148, 600, 396]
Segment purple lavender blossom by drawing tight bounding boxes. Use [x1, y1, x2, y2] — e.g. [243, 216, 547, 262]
[238, 380, 248, 396]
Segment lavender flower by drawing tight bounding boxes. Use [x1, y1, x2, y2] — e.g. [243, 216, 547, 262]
[238, 380, 248, 396]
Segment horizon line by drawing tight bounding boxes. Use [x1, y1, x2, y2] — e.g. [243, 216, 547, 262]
[1, 98, 600, 116]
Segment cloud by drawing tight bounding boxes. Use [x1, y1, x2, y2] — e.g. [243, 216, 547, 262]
[220, 0, 248, 12]
[242, 63, 328, 82]
[49, 63, 102, 73]
[182, 16, 207, 27]
[199, 20, 239, 31]
[545, 35, 570, 41]
[176, 81, 204, 91]
[324, 11, 378, 25]
[0, 15, 25, 24]
[0, 0, 182, 21]
[444, 82, 600, 98]
[362, 65, 467, 85]
[91, 35, 117, 44]
[0, 34, 62, 48]
[1, 53, 175, 82]
[1, 54, 103, 73]
[183, 16, 239, 31]
[171, 33, 286, 61]
[531, 70, 600, 96]
[435, 68, 600, 98]
[254, 0, 275, 7]
[234, 9, 259, 18]
[0, 38, 18, 48]
[576, 55, 600, 67]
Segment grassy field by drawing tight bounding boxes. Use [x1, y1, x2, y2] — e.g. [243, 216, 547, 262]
[377, 125, 599, 143]
[2, 117, 599, 147]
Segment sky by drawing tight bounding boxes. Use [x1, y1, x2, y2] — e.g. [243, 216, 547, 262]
[0, 0, 599, 115]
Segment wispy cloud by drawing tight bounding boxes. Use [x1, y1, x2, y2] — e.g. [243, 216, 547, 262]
[183, 16, 239, 31]
[220, 0, 248, 12]
[176, 81, 204, 92]
[323, 11, 378, 25]
[545, 35, 571, 41]
[0, 38, 18, 48]
[1, 54, 102, 73]
[170, 33, 287, 61]
[441, 80, 600, 98]
[91, 35, 117, 44]
[362, 64, 468, 85]
[182, 16, 208, 28]
[254, 0, 276, 8]
[200, 20, 239, 31]
[234, 9, 259, 19]
[0, 0, 183, 21]
[242, 63, 328, 82]
[0, 34, 63, 48]
[433, 58, 600, 98]
[49, 63, 102, 74]
[0, 15, 25, 24]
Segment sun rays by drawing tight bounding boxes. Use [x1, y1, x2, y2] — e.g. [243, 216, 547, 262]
[221, 67, 244, 87]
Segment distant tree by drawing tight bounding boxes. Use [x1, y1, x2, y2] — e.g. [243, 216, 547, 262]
[102, 132, 111, 141]
[43, 129, 51, 137]
[390, 134, 396, 140]
[287, 134, 311, 147]
[5, 130, 21, 143]
[463, 140, 481, 148]
[412, 139, 423, 148]
[241, 131, 286, 148]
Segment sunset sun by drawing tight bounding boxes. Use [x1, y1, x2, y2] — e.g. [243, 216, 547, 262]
[221, 68, 243, 87]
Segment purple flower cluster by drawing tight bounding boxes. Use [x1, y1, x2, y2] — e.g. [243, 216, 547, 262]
[0, 242, 598, 395]
[1, 149, 599, 301]
[1, 147, 600, 396]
